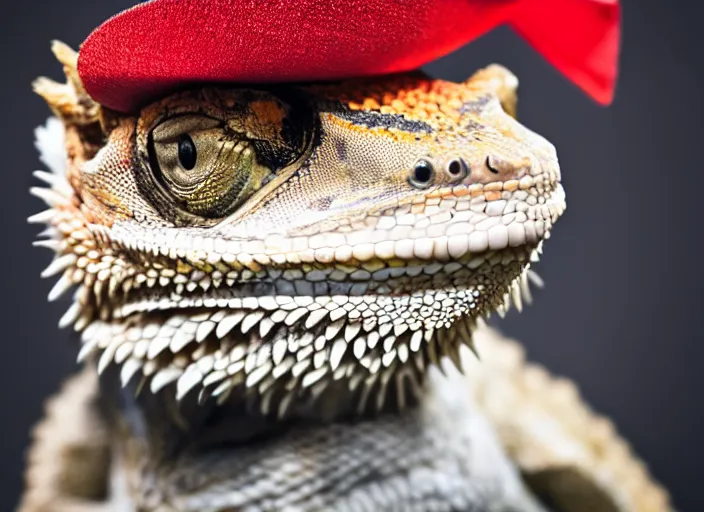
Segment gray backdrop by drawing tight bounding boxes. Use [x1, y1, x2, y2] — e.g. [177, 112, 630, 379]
[1, 0, 702, 510]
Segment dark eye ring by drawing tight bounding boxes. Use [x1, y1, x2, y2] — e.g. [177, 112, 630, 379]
[409, 159, 434, 188]
[178, 134, 197, 170]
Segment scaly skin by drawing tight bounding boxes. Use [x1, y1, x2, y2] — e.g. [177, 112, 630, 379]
[31, 43, 563, 417]
[20, 43, 670, 511]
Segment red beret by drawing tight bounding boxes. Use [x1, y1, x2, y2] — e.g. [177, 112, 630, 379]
[77, 0, 620, 113]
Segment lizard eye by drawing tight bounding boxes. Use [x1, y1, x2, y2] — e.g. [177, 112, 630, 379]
[148, 114, 274, 218]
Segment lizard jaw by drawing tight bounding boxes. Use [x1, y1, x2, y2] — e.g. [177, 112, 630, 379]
[31, 128, 564, 417]
[29, 60, 567, 417]
[75, 244, 541, 417]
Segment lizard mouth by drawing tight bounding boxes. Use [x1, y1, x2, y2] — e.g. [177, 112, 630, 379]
[75, 182, 565, 415]
[105, 180, 565, 315]
[30, 61, 569, 419]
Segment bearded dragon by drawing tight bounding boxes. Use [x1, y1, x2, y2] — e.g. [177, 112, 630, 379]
[20, 42, 670, 512]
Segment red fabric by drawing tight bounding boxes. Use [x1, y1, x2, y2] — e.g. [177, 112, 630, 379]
[77, 0, 620, 113]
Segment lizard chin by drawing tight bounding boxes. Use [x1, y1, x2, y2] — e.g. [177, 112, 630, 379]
[32, 124, 565, 419]
[74, 237, 552, 418]
[29, 67, 567, 417]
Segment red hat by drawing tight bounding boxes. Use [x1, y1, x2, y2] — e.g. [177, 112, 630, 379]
[77, 0, 620, 113]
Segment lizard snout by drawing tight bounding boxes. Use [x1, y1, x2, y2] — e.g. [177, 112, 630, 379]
[482, 155, 532, 183]
[408, 153, 533, 189]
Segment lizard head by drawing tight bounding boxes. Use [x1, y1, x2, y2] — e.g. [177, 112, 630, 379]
[32, 44, 564, 418]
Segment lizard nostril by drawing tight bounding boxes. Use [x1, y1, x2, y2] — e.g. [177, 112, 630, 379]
[446, 158, 469, 180]
[486, 156, 500, 174]
[409, 159, 435, 188]
[486, 155, 532, 177]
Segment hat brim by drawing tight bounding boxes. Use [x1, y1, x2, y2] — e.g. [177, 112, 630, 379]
[77, 0, 620, 113]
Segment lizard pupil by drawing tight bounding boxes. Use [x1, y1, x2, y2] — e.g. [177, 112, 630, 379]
[177, 135, 197, 170]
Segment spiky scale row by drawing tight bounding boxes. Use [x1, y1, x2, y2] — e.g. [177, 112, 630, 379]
[49, 230, 538, 417]
[28, 114, 551, 419]
[62, 253, 538, 418]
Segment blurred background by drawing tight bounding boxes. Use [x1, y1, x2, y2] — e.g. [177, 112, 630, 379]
[1, 0, 702, 509]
